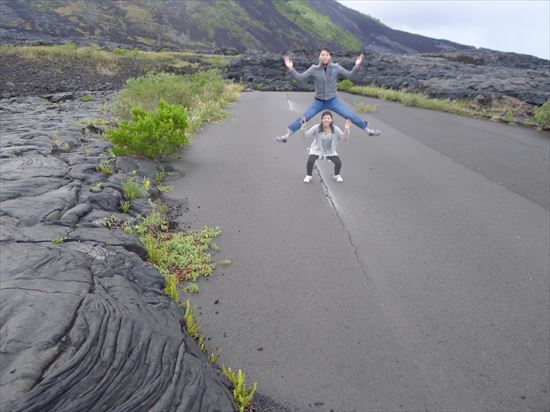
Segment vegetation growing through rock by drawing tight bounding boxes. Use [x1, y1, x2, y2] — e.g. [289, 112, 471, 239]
[222, 366, 258, 412]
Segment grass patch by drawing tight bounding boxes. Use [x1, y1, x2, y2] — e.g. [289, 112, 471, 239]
[0, 44, 235, 76]
[338, 79, 546, 128]
[81, 93, 95, 102]
[110, 70, 243, 135]
[355, 101, 377, 113]
[339, 79, 475, 117]
[533, 99, 550, 129]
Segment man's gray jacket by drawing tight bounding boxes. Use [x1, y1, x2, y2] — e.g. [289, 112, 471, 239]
[289, 61, 360, 100]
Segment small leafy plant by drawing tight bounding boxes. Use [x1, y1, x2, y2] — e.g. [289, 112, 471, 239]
[121, 174, 148, 200]
[183, 299, 201, 339]
[96, 159, 114, 175]
[106, 99, 189, 159]
[221, 366, 257, 412]
[120, 200, 131, 213]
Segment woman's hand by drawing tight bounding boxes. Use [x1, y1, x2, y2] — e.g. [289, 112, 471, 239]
[283, 55, 294, 69]
[354, 53, 365, 68]
[300, 116, 307, 130]
[344, 119, 352, 129]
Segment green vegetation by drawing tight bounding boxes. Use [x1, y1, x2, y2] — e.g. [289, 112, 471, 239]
[90, 182, 104, 192]
[533, 100, 550, 129]
[111, 71, 242, 135]
[339, 79, 475, 117]
[121, 174, 149, 200]
[52, 238, 64, 244]
[184, 300, 201, 339]
[338, 79, 546, 128]
[50, 130, 61, 147]
[503, 111, 515, 124]
[107, 99, 189, 159]
[0, 44, 233, 76]
[123, 206, 221, 289]
[76, 117, 110, 128]
[221, 366, 257, 412]
[274, 0, 362, 51]
[354, 101, 377, 113]
[120, 200, 131, 213]
[81, 94, 95, 102]
[185, 0, 260, 50]
[96, 159, 114, 175]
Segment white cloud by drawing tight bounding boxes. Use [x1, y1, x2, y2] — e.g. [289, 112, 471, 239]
[338, 0, 550, 59]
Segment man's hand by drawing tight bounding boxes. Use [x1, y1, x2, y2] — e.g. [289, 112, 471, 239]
[300, 116, 307, 129]
[283, 55, 294, 70]
[354, 53, 365, 68]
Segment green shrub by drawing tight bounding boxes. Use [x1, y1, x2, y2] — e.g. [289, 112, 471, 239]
[338, 79, 353, 91]
[533, 100, 550, 129]
[106, 99, 188, 159]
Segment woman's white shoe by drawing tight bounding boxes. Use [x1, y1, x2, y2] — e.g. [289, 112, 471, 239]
[303, 175, 313, 183]
[334, 175, 343, 183]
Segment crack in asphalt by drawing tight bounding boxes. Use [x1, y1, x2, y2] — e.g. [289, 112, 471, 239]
[315, 166, 371, 286]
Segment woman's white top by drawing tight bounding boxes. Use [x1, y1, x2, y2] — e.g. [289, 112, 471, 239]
[302, 124, 349, 158]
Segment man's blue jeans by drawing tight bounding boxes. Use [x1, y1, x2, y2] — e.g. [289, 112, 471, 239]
[287, 96, 369, 133]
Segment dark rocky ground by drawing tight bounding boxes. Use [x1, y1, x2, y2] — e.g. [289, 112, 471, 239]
[225, 49, 549, 106]
[0, 77, 290, 411]
[2, 48, 548, 109]
[0, 92, 241, 411]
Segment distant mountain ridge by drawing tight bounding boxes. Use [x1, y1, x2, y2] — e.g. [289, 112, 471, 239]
[0, 0, 475, 54]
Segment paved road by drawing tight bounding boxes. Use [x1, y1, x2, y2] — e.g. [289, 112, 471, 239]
[168, 92, 549, 412]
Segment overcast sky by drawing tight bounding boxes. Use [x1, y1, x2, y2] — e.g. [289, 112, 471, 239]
[338, 0, 550, 59]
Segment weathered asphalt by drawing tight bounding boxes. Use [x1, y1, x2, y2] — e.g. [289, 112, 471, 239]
[168, 91, 549, 412]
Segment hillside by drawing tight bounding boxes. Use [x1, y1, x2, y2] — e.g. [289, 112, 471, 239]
[0, 0, 474, 53]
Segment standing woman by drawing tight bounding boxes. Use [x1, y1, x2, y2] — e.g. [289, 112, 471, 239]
[302, 111, 350, 183]
[276, 48, 380, 143]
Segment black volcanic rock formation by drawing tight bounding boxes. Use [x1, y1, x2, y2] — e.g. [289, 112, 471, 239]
[0, 93, 237, 412]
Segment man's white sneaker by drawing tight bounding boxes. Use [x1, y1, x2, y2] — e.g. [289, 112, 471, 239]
[334, 175, 343, 183]
[303, 175, 312, 183]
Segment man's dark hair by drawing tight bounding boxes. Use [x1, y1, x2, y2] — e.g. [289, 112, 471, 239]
[320, 47, 331, 54]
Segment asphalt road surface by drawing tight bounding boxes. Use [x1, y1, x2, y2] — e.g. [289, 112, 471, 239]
[168, 91, 549, 412]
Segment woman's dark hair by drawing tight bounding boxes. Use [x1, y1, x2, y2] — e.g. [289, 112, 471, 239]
[320, 47, 331, 54]
[319, 110, 335, 133]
